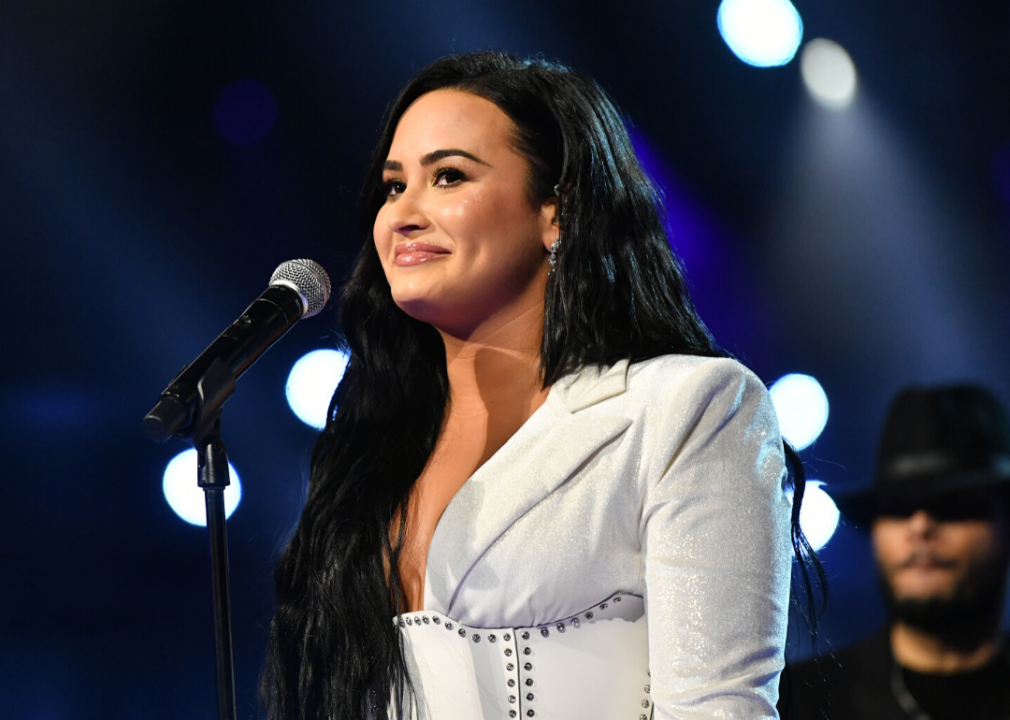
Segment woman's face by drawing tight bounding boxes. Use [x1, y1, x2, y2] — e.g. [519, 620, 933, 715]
[374, 89, 557, 338]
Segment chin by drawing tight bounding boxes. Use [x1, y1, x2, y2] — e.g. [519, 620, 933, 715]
[882, 573, 1006, 634]
[391, 292, 437, 321]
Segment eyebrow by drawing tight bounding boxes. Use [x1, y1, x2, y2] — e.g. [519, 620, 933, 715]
[383, 149, 490, 172]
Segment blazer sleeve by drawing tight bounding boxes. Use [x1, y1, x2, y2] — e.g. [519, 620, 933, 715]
[639, 358, 791, 720]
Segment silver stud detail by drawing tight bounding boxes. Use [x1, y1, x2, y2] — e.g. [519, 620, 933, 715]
[556, 623, 565, 633]
[527, 711, 535, 717]
[505, 649, 513, 657]
[422, 616, 429, 624]
[433, 617, 440, 624]
[526, 693, 534, 701]
[586, 612, 594, 620]
[506, 663, 514, 671]
[540, 628, 549, 638]
[406, 618, 413, 626]
[473, 633, 481, 643]
[572, 618, 580, 628]
[398, 620, 405, 628]
[524, 662, 532, 671]
[445, 622, 453, 630]
[509, 696, 516, 704]
[509, 713, 516, 719]
[642, 699, 651, 708]
[523, 647, 531, 655]
[458, 628, 466, 638]
[645, 684, 651, 693]
[640, 716, 648, 720]
[521, 631, 530, 640]
[525, 678, 533, 687]
[601, 603, 608, 610]
[503, 633, 511, 641]
[489, 634, 497, 643]
[508, 679, 515, 687]
[614, 596, 622, 602]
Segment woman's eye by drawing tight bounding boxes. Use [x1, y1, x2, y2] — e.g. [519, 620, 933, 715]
[383, 179, 406, 199]
[433, 168, 466, 187]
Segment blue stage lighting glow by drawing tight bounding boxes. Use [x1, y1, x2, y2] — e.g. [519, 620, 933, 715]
[212, 79, 278, 145]
[799, 480, 840, 551]
[285, 349, 350, 430]
[162, 449, 242, 527]
[717, 0, 803, 68]
[769, 373, 829, 450]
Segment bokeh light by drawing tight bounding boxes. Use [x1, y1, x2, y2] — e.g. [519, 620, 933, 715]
[285, 349, 349, 430]
[212, 79, 279, 145]
[162, 449, 242, 527]
[717, 0, 804, 68]
[800, 38, 858, 109]
[799, 480, 840, 551]
[770, 373, 829, 450]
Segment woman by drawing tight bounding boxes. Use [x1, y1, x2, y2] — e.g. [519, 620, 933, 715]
[263, 52, 815, 720]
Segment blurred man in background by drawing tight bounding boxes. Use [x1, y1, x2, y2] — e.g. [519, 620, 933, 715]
[780, 384, 1010, 720]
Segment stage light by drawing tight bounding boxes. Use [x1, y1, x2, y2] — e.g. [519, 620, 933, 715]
[213, 79, 279, 145]
[770, 373, 829, 450]
[286, 348, 349, 430]
[717, 0, 803, 68]
[800, 39, 858, 109]
[799, 480, 840, 551]
[162, 449, 242, 527]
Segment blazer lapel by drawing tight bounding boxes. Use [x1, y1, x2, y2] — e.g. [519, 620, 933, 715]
[425, 360, 633, 614]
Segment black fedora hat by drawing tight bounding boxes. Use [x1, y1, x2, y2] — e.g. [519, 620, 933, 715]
[833, 384, 1010, 528]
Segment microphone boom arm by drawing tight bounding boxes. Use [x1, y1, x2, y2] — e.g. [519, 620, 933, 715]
[143, 285, 304, 441]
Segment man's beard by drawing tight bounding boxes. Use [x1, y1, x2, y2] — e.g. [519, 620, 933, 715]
[879, 552, 1009, 636]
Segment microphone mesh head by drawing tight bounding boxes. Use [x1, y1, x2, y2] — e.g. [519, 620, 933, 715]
[270, 259, 331, 317]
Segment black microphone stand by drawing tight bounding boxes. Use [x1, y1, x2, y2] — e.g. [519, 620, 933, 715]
[143, 260, 331, 720]
[185, 356, 239, 720]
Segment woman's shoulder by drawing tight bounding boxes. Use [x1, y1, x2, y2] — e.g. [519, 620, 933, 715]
[553, 354, 772, 422]
[624, 354, 769, 402]
[622, 355, 779, 445]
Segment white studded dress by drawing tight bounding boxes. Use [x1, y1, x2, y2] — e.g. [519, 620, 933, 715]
[394, 356, 792, 720]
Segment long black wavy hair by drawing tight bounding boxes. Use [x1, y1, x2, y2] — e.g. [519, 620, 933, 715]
[261, 51, 823, 720]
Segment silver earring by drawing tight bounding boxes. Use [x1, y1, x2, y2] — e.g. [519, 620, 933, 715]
[548, 237, 559, 271]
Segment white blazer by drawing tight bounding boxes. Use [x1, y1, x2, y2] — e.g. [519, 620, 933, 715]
[417, 354, 792, 720]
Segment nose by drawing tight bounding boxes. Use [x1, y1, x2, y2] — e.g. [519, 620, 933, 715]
[384, 185, 430, 237]
[907, 509, 939, 538]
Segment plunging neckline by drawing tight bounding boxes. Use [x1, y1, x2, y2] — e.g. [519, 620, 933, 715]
[414, 385, 558, 611]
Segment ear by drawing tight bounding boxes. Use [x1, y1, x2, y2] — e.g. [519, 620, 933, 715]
[538, 197, 560, 253]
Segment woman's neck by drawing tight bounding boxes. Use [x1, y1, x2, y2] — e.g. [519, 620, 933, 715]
[439, 299, 548, 430]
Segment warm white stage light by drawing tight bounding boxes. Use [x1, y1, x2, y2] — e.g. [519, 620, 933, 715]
[162, 449, 242, 527]
[285, 348, 349, 430]
[801, 38, 858, 109]
[770, 373, 829, 450]
[717, 0, 804, 68]
[799, 480, 840, 551]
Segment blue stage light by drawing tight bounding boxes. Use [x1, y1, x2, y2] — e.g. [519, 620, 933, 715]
[770, 373, 829, 450]
[799, 480, 840, 551]
[285, 349, 349, 430]
[162, 449, 242, 527]
[717, 0, 803, 68]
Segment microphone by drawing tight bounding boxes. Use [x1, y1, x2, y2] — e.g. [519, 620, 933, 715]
[143, 259, 332, 441]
